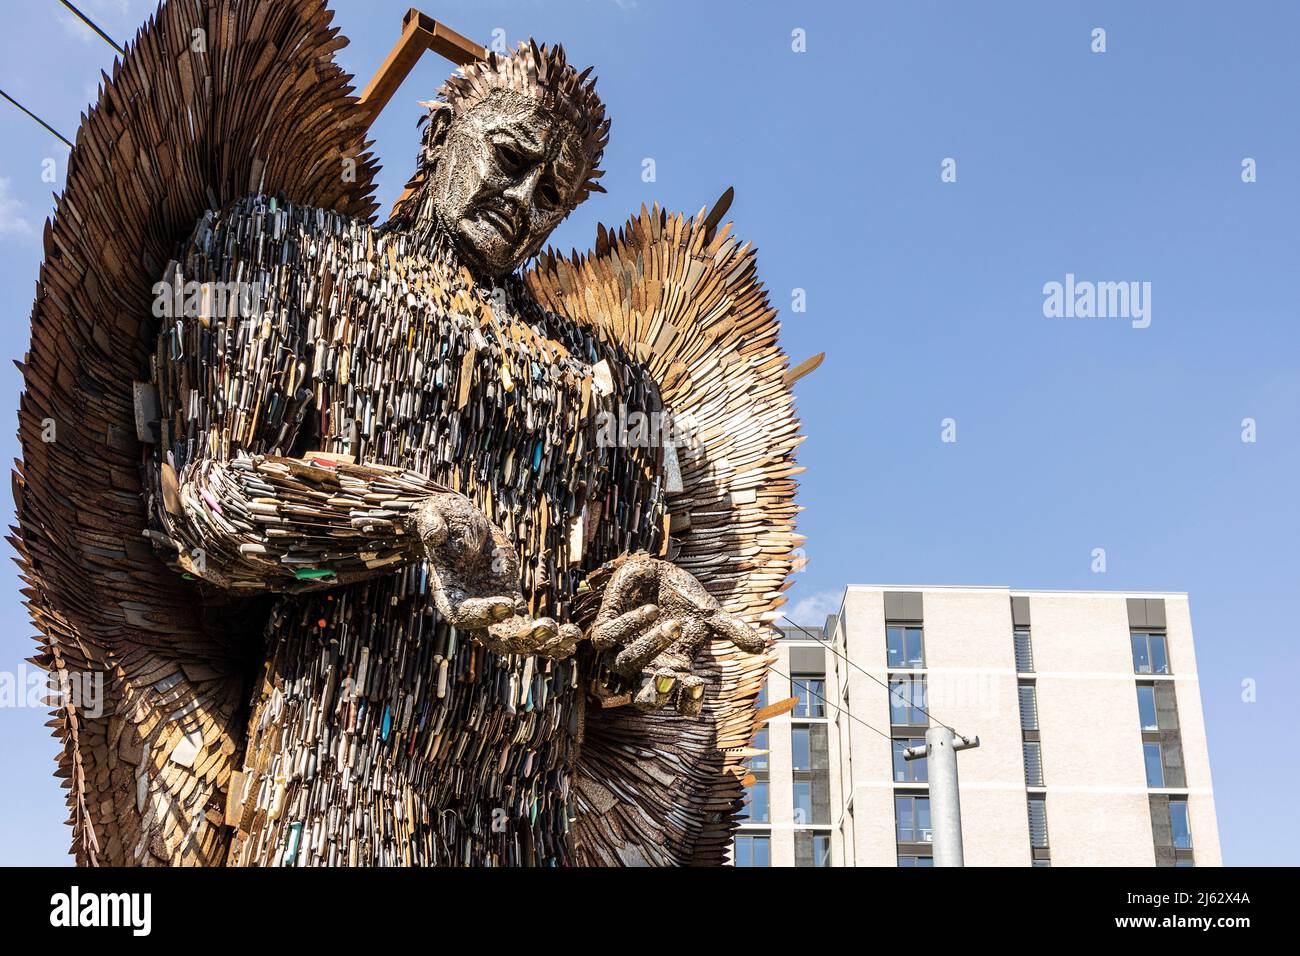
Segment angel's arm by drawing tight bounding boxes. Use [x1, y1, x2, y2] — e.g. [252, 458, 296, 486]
[144, 199, 447, 593]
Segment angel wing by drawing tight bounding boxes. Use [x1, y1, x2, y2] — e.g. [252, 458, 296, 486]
[13, 0, 381, 864]
[525, 199, 804, 865]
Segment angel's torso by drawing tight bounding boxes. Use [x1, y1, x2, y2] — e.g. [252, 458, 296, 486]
[154, 197, 665, 865]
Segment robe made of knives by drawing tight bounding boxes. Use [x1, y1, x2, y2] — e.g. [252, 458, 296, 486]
[231, 576, 582, 867]
[151, 197, 665, 616]
[150, 196, 667, 865]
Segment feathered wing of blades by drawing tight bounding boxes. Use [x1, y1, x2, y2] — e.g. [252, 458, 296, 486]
[13, 0, 380, 865]
[525, 199, 804, 865]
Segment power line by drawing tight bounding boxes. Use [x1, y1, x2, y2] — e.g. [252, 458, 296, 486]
[764, 663, 891, 742]
[0, 88, 72, 147]
[781, 615, 957, 735]
[58, 0, 125, 55]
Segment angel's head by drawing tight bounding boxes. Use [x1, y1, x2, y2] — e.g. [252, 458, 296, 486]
[408, 41, 610, 278]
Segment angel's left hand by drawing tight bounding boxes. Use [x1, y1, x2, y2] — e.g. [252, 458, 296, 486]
[589, 555, 770, 716]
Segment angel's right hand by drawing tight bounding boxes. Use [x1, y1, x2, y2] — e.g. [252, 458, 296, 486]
[409, 494, 582, 658]
[410, 493, 524, 629]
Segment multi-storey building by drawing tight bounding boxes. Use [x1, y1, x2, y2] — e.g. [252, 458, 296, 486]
[732, 626, 834, 867]
[732, 586, 1221, 867]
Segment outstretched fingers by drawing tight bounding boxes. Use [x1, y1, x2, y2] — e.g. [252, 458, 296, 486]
[447, 595, 516, 630]
[708, 609, 768, 653]
[591, 603, 659, 650]
[611, 618, 681, 676]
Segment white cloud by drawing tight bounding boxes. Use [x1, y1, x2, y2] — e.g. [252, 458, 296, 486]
[0, 178, 34, 241]
[788, 590, 841, 625]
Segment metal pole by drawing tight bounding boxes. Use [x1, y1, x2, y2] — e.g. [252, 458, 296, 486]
[905, 729, 979, 866]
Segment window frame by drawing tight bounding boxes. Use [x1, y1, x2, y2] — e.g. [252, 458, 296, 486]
[891, 736, 928, 783]
[1136, 683, 1160, 732]
[734, 834, 770, 867]
[1131, 631, 1171, 675]
[887, 624, 926, 670]
[1169, 798, 1193, 850]
[1143, 741, 1166, 788]
[894, 793, 933, 844]
[792, 675, 827, 718]
[888, 675, 929, 728]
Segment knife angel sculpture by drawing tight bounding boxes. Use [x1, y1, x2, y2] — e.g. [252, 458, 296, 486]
[14, 0, 803, 866]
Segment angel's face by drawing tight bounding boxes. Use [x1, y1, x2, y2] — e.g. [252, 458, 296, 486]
[431, 92, 586, 278]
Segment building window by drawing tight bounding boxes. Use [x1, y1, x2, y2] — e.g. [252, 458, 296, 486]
[793, 676, 826, 718]
[755, 680, 769, 710]
[750, 727, 769, 771]
[1144, 742, 1165, 788]
[887, 625, 925, 669]
[793, 781, 812, 824]
[895, 795, 933, 844]
[889, 676, 928, 727]
[1136, 684, 1159, 731]
[1014, 628, 1034, 673]
[1131, 632, 1170, 675]
[794, 831, 831, 867]
[1023, 740, 1044, 786]
[734, 835, 770, 867]
[898, 854, 934, 867]
[792, 724, 829, 825]
[792, 726, 810, 771]
[741, 781, 769, 823]
[813, 834, 831, 867]
[892, 737, 928, 783]
[1170, 798, 1193, 850]
[1018, 682, 1039, 731]
[1027, 796, 1050, 849]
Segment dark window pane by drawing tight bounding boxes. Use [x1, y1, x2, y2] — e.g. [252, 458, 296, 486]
[1170, 800, 1192, 849]
[889, 680, 908, 724]
[1137, 686, 1159, 731]
[1131, 633, 1151, 673]
[896, 795, 933, 843]
[793, 781, 812, 824]
[889, 677, 927, 726]
[734, 838, 750, 867]
[892, 738, 927, 782]
[895, 795, 912, 841]
[1144, 743, 1165, 788]
[813, 835, 831, 867]
[750, 728, 768, 770]
[898, 854, 933, 867]
[743, 781, 769, 823]
[735, 835, 769, 867]
[792, 727, 810, 770]
[906, 627, 925, 667]
[755, 682, 768, 710]
[1174, 859, 1195, 868]
[886, 626, 906, 667]
[1150, 634, 1169, 675]
[793, 678, 826, 717]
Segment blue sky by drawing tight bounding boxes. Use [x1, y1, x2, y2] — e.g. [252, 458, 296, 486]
[0, 0, 1296, 866]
